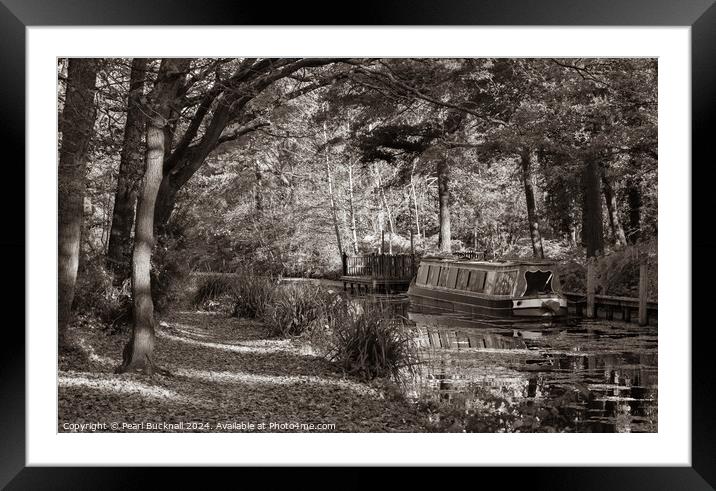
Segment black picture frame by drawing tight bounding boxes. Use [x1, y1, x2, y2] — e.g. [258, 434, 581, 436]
[3, 0, 714, 488]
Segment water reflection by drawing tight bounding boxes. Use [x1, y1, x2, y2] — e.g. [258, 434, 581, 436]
[404, 305, 658, 433]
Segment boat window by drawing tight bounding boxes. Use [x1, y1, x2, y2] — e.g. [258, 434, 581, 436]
[427, 265, 441, 286]
[416, 264, 429, 285]
[446, 267, 458, 289]
[456, 268, 470, 290]
[494, 270, 518, 295]
[467, 270, 487, 292]
[523, 270, 553, 296]
[438, 267, 450, 287]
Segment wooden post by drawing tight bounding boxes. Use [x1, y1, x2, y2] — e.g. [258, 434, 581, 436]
[341, 252, 348, 277]
[639, 253, 648, 326]
[381, 230, 386, 255]
[586, 257, 595, 318]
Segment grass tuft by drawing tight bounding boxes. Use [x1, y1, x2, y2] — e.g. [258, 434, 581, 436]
[228, 271, 277, 319]
[191, 274, 232, 310]
[262, 284, 336, 337]
[323, 302, 419, 382]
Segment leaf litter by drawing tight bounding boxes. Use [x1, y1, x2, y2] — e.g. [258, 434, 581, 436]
[58, 310, 425, 432]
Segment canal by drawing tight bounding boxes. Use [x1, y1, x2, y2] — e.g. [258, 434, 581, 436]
[368, 294, 658, 433]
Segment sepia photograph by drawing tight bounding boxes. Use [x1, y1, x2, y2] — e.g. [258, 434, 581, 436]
[56, 56, 659, 434]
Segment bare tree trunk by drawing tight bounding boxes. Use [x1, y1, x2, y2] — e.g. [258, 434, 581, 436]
[375, 165, 394, 254]
[326, 160, 343, 256]
[437, 155, 451, 253]
[118, 59, 189, 375]
[323, 121, 343, 255]
[348, 162, 359, 255]
[376, 208, 384, 253]
[107, 58, 147, 274]
[410, 159, 421, 239]
[625, 175, 642, 244]
[581, 154, 604, 258]
[58, 58, 98, 352]
[601, 167, 628, 248]
[254, 160, 264, 214]
[519, 150, 545, 258]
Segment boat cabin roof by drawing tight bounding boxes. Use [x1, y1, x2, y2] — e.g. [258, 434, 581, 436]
[419, 256, 558, 270]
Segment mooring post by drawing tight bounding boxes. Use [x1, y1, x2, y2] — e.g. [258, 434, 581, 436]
[586, 256, 595, 318]
[639, 252, 648, 326]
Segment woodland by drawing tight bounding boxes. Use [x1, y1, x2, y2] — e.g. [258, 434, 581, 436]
[57, 58, 657, 432]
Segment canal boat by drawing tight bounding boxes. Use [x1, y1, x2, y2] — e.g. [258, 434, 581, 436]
[407, 255, 568, 323]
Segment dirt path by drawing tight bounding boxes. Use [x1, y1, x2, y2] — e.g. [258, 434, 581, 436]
[59, 310, 426, 433]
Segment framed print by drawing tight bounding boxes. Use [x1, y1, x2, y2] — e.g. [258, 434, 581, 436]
[5, 0, 715, 488]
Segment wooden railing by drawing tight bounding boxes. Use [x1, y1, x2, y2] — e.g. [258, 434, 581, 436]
[453, 250, 485, 260]
[342, 253, 416, 280]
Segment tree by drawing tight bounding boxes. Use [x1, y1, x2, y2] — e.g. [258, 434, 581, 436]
[581, 153, 604, 257]
[106, 58, 147, 274]
[323, 121, 343, 256]
[601, 163, 628, 248]
[436, 153, 451, 252]
[519, 150, 545, 258]
[58, 58, 98, 351]
[117, 58, 191, 375]
[153, 58, 341, 231]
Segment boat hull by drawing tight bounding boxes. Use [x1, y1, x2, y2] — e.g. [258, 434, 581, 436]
[407, 282, 568, 324]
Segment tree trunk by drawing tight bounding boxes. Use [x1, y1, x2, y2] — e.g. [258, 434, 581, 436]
[519, 150, 545, 258]
[410, 160, 421, 239]
[326, 159, 343, 256]
[153, 96, 233, 232]
[376, 208, 384, 254]
[601, 167, 628, 248]
[348, 162, 359, 255]
[581, 155, 604, 258]
[254, 160, 264, 214]
[58, 58, 98, 351]
[375, 165, 394, 254]
[154, 177, 180, 231]
[437, 155, 451, 253]
[107, 58, 147, 274]
[625, 176, 642, 244]
[118, 59, 188, 375]
[323, 121, 342, 255]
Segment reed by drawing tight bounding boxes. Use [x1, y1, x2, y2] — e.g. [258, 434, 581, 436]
[191, 274, 232, 309]
[262, 284, 336, 337]
[228, 271, 277, 319]
[326, 302, 419, 382]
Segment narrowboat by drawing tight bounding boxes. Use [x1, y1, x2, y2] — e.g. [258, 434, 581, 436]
[407, 256, 568, 323]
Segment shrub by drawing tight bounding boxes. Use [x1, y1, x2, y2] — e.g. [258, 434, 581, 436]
[151, 231, 192, 312]
[593, 242, 657, 299]
[72, 254, 132, 331]
[559, 260, 586, 293]
[191, 274, 232, 310]
[262, 284, 336, 337]
[557, 241, 658, 299]
[325, 302, 419, 382]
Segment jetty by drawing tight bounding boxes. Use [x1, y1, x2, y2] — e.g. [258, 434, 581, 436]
[340, 252, 417, 294]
